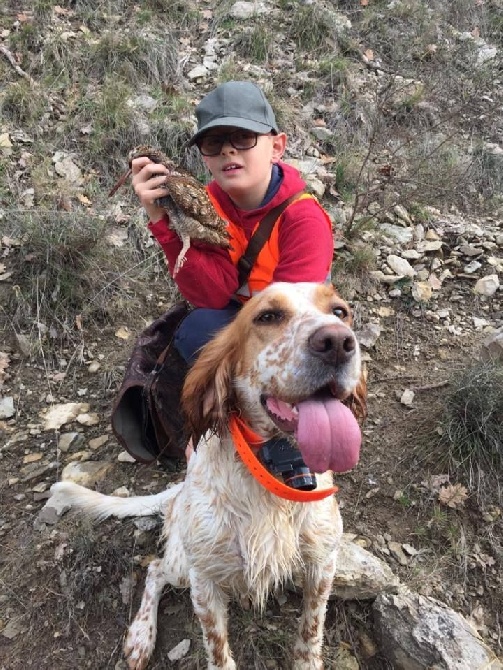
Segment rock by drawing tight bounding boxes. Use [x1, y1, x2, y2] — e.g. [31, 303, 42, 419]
[167, 638, 191, 661]
[370, 270, 405, 285]
[88, 435, 108, 450]
[373, 589, 503, 670]
[388, 541, 409, 565]
[118, 450, 137, 463]
[52, 153, 82, 185]
[187, 64, 208, 80]
[393, 204, 413, 226]
[357, 323, 381, 348]
[229, 1, 269, 19]
[379, 224, 414, 244]
[387, 255, 416, 277]
[0, 396, 14, 419]
[42, 403, 90, 431]
[480, 328, 503, 362]
[473, 274, 500, 296]
[76, 412, 100, 426]
[463, 260, 482, 273]
[60, 461, 113, 487]
[58, 432, 82, 452]
[126, 94, 158, 113]
[330, 535, 401, 600]
[400, 389, 415, 406]
[401, 249, 421, 260]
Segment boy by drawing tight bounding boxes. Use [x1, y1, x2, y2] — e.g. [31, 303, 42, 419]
[131, 80, 334, 364]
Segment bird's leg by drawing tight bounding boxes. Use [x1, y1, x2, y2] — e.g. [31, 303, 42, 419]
[173, 234, 191, 277]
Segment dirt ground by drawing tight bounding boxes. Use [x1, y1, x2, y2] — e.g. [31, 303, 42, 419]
[1, 270, 502, 670]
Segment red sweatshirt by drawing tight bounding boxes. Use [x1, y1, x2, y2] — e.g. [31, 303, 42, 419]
[148, 161, 334, 308]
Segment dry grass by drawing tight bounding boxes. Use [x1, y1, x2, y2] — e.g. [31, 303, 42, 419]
[438, 361, 503, 479]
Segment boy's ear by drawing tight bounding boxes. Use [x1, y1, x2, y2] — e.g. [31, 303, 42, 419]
[271, 133, 287, 161]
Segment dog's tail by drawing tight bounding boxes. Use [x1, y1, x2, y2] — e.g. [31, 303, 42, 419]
[49, 481, 183, 522]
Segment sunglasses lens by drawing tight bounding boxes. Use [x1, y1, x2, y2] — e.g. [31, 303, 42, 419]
[198, 131, 259, 156]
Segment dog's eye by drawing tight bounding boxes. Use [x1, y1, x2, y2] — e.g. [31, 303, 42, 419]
[332, 305, 349, 319]
[254, 310, 284, 324]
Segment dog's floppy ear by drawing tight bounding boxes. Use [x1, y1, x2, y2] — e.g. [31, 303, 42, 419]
[181, 320, 241, 437]
[343, 367, 368, 423]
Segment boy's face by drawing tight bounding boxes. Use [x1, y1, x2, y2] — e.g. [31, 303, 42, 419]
[199, 126, 287, 210]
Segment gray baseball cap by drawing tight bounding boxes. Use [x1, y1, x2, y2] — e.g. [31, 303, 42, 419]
[188, 81, 279, 146]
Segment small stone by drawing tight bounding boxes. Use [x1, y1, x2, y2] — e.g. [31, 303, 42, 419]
[118, 451, 137, 463]
[23, 453, 43, 464]
[167, 638, 191, 661]
[76, 412, 100, 426]
[393, 204, 413, 225]
[58, 432, 82, 452]
[60, 461, 113, 487]
[88, 361, 101, 373]
[473, 274, 499, 297]
[387, 255, 416, 277]
[89, 435, 108, 450]
[417, 240, 443, 252]
[0, 396, 15, 419]
[464, 260, 482, 273]
[400, 389, 415, 406]
[357, 323, 381, 348]
[388, 541, 409, 565]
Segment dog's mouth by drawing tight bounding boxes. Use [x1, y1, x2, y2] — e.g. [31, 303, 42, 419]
[261, 386, 361, 474]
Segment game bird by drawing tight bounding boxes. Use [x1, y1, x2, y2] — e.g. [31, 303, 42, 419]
[109, 146, 230, 276]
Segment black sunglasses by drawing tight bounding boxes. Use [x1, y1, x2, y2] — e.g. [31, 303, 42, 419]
[196, 130, 264, 156]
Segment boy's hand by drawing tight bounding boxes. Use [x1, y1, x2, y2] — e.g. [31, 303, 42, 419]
[131, 156, 170, 223]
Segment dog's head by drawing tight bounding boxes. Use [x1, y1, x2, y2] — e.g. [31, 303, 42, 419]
[182, 282, 367, 472]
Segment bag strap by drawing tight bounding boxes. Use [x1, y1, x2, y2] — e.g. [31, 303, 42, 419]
[237, 191, 306, 288]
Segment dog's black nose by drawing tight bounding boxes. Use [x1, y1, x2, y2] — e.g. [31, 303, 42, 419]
[308, 324, 356, 364]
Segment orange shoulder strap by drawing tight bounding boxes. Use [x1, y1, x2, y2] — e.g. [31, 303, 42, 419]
[229, 415, 338, 503]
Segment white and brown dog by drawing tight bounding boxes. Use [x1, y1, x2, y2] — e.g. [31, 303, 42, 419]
[50, 282, 367, 669]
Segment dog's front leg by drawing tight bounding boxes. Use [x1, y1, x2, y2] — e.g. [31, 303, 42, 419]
[292, 556, 337, 670]
[124, 558, 168, 670]
[190, 569, 236, 670]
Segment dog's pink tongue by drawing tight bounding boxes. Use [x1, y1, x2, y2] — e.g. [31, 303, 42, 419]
[295, 398, 361, 473]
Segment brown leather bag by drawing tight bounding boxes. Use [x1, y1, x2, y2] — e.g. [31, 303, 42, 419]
[111, 192, 305, 464]
[111, 301, 191, 463]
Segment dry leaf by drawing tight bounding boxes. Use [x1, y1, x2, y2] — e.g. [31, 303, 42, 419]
[75, 314, 83, 331]
[77, 194, 92, 206]
[364, 48, 374, 61]
[360, 0, 369, 5]
[438, 483, 468, 508]
[115, 326, 131, 340]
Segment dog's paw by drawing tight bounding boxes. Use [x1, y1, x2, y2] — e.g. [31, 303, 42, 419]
[123, 617, 156, 670]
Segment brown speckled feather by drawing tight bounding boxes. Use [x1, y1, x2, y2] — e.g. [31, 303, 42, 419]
[128, 146, 231, 275]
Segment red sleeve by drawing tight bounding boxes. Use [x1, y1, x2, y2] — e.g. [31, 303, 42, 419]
[274, 199, 333, 283]
[148, 216, 239, 308]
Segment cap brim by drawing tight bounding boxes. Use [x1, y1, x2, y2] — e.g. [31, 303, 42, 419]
[188, 117, 277, 146]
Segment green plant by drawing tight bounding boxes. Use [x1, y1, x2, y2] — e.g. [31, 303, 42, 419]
[84, 32, 179, 86]
[288, 4, 341, 54]
[1, 80, 48, 124]
[439, 361, 503, 475]
[234, 23, 275, 63]
[5, 210, 163, 352]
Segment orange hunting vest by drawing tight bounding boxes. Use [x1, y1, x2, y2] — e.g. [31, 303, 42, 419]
[207, 190, 332, 301]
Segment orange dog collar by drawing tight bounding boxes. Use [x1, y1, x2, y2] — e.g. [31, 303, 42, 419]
[229, 415, 338, 503]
